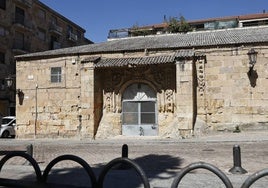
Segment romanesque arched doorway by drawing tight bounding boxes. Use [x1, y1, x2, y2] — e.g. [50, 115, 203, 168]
[122, 83, 158, 136]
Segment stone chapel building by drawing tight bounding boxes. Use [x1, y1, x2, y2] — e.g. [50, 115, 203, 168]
[15, 26, 268, 139]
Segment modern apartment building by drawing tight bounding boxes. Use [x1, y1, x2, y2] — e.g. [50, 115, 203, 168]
[0, 0, 92, 116]
[108, 12, 268, 40]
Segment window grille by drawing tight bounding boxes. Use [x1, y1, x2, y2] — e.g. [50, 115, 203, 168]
[51, 67, 62, 83]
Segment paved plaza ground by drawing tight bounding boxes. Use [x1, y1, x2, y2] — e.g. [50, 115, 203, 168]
[0, 131, 267, 187]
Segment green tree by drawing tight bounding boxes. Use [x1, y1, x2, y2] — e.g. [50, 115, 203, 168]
[168, 16, 192, 33]
[167, 17, 180, 33]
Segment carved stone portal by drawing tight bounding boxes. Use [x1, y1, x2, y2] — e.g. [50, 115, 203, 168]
[102, 65, 176, 113]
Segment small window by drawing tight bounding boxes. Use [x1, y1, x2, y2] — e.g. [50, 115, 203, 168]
[14, 31, 24, 50]
[0, 26, 5, 36]
[0, 80, 5, 90]
[0, 52, 4, 64]
[51, 16, 57, 25]
[68, 25, 73, 33]
[51, 67, 62, 83]
[0, 0, 6, 10]
[77, 30, 81, 39]
[50, 35, 61, 50]
[15, 7, 25, 25]
[37, 8, 46, 20]
[37, 28, 46, 41]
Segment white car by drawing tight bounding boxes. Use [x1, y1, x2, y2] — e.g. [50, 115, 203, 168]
[0, 116, 16, 138]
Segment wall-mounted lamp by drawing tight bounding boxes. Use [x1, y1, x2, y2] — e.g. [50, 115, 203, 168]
[247, 48, 258, 87]
[5, 76, 13, 89]
[247, 48, 258, 68]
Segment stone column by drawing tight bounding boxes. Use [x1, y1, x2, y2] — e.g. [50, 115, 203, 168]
[80, 62, 95, 138]
[175, 60, 194, 137]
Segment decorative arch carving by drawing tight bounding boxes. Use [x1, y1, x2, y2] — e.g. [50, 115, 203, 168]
[102, 64, 176, 113]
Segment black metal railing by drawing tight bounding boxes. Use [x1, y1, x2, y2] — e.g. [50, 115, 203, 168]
[0, 144, 267, 188]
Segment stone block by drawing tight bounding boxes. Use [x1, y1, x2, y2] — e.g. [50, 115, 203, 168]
[219, 66, 233, 74]
[48, 106, 61, 113]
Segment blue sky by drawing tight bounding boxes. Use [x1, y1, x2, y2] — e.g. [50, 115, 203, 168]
[40, 0, 268, 43]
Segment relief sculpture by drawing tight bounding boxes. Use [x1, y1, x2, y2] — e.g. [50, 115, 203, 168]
[197, 59, 205, 96]
[165, 89, 174, 113]
[104, 92, 113, 113]
[103, 65, 176, 114]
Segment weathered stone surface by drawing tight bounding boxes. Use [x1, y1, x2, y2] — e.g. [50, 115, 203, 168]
[16, 47, 268, 139]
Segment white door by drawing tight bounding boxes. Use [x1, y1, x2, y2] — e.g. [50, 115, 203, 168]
[122, 83, 158, 136]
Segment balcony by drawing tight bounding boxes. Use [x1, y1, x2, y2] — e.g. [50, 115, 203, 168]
[12, 40, 30, 54]
[12, 15, 32, 32]
[108, 28, 129, 40]
[49, 23, 63, 36]
[68, 31, 78, 42]
[14, 0, 32, 8]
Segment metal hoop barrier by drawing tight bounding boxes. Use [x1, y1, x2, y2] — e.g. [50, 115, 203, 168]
[1, 151, 267, 187]
[0, 151, 43, 187]
[171, 162, 233, 188]
[241, 168, 268, 188]
[97, 157, 150, 188]
[42, 154, 97, 188]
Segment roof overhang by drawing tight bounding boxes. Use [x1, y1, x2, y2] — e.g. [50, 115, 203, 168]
[92, 50, 195, 68]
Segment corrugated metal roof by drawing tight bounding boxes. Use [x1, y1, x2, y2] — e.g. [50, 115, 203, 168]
[94, 50, 194, 68]
[16, 26, 268, 60]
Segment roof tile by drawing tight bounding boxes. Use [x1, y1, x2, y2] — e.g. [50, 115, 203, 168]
[95, 50, 194, 68]
[16, 26, 268, 59]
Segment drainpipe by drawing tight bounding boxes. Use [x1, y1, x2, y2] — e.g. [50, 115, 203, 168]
[34, 84, 38, 138]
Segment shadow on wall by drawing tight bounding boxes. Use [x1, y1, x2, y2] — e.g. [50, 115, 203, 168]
[17, 89, 25, 105]
[247, 68, 258, 88]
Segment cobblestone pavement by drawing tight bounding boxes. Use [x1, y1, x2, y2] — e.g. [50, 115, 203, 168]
[0, 131, 267, 187]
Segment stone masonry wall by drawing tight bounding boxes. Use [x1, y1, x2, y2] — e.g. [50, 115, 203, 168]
[195, 47, 268, 134]
[16, 46, 268, 139]
[16, 56, 94, 138]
